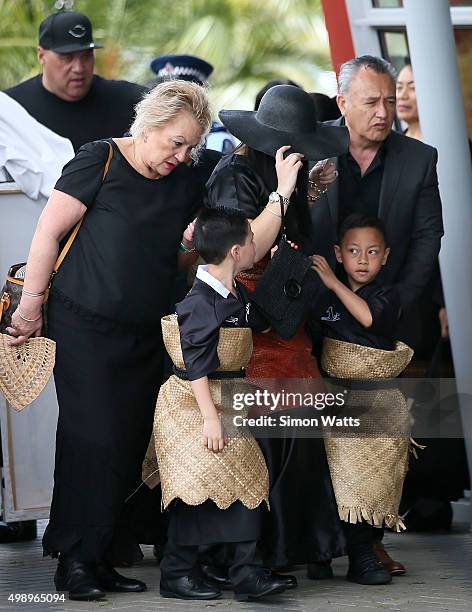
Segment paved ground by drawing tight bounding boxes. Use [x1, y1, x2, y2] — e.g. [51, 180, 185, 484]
[0, 522, 471, 612]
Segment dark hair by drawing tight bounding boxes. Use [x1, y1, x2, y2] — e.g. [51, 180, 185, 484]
[194, 207, 249, 264]
[254, 79, 302, 111]
[337, 213, 387, 246]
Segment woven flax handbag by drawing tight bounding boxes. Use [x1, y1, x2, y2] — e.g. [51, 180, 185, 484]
[251, 202, 321, 340]
[0, 142, 113, 333]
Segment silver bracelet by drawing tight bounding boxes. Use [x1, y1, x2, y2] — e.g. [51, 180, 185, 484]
[22, 288, 46, 297]
[264, 205, 282, 219]
[17, 307, 42, 322]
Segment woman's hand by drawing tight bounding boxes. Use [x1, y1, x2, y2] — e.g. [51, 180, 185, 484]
[6, 307, 43, 346]
[309, 159, 338, 187]
[202, 416, 227, 453]
[311, 255, 339, 290]
[182, 218, 196, 249]
[275, 145, 304, 199]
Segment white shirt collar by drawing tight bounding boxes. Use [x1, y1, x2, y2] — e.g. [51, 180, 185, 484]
[196, 264, 232, 298]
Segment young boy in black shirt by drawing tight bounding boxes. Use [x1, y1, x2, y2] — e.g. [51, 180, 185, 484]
[154, 207, 290, 601]
[311, 213, 412, 587]
[312, 213, 399, 352]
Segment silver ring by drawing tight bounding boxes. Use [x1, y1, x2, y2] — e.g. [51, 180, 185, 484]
[334, 170, 339, 178]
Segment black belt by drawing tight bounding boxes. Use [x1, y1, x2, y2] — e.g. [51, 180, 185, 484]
[172, 366, 246, 381]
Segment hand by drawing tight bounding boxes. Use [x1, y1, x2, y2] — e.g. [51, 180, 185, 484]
[275, 145, 304, 199]
[202, 416, 227, 453]
[181, 218, 196, 249]
[309, 159, 338, 187]
[438, 307, 449, 340]
[311, 255, 338, 290]
[5, 307, 43, 346]
[270, 240, 299, 258]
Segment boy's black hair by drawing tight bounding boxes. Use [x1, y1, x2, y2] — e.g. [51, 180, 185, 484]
[194, 207, 250, 264]
[337, 213, 388, 246]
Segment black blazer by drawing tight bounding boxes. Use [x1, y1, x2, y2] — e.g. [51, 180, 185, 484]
[307, 118, 444, 309]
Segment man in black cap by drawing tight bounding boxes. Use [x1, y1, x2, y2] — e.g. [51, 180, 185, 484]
[5, 11, 146, 151]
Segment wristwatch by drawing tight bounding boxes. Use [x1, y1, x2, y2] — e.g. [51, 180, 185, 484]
[268, 192, 290, 207]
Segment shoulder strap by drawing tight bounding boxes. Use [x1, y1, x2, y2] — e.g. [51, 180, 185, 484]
[52, 141, 113, 274]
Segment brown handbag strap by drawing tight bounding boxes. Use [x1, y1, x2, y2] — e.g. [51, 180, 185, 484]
[53, 141, 113, 274]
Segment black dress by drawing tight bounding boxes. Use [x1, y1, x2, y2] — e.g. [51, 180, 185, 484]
[206, 153, 345, 565]
[43, 139, 202, 562]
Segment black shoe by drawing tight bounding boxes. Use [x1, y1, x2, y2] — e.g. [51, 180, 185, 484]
[0, 520, 37, 543]
[200, 564, 232, 589]
[54, 558, 106, 601]
[267, 569, 297, 589]
[234, 570, 287, 601]
[160, 575, 221, 600]
[94, 562, 146, 592]
[307, 560, 334, 580]
[347, 551, 392, 585]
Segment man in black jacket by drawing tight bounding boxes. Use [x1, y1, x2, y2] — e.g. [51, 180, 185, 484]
[308, 55, 443, 315]
[5, 11, 146, 151]
[307, 55, 443, 583]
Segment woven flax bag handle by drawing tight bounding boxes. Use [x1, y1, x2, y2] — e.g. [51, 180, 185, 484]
[52, 141, 113, 275]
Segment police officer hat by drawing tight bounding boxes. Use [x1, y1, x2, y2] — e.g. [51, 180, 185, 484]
[150, 54, 213, 85]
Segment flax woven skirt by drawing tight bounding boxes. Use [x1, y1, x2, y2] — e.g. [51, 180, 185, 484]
[43, 292, 165, 562]
[143, 315, 269, 544]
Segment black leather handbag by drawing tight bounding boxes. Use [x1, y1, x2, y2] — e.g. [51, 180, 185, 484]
[251, 205, 320, 340]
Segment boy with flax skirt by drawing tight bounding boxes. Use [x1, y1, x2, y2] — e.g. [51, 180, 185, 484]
[149, 208, 291, 601]
[311, 213, 414, 586]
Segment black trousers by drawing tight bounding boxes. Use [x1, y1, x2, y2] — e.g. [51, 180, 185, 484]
[160, 506, 263, 586]
[161, 539, 262, 586]
[43, 293, 164, 562]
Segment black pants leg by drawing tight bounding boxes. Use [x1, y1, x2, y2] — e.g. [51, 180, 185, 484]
[229, 541, 263, 586]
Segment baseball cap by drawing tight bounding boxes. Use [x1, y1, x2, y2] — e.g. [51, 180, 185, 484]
[39, 11, 103, 54]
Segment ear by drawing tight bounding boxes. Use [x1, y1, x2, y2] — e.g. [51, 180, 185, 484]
[334, 244, 342, 263]
[230, 244, 240, 262]
[381, 247, 390, 266]
[37, 46, 45, 65]
[336, 94, 347, 117]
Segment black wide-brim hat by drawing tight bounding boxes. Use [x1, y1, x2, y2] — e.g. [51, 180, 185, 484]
[219, 85, 349, 161]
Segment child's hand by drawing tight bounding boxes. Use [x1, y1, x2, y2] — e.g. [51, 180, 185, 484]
[311, 255, 339, 290]
[182, 219, 196, 249]
[202, 416, 227, 453]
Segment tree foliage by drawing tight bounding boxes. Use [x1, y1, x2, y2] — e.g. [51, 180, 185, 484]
[0, 0, 332, 111]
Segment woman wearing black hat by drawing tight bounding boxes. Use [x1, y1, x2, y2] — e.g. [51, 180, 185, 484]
[205, 85, 349, 574]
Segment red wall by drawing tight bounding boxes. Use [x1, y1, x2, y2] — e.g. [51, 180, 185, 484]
[321, 0, 356, 74]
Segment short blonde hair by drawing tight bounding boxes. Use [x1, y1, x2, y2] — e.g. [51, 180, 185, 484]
[130, 80, 212, 161]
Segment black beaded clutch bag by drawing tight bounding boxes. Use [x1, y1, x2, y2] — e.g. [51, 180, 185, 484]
[251, 234, 320, 340]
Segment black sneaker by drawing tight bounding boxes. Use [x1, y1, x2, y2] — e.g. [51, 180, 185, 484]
[347, 551, 392, 585]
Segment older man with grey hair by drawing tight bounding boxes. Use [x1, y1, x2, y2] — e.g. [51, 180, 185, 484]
[307, 55, 443, 584]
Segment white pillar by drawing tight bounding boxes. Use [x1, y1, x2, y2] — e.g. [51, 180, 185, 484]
[404, 0, 472, 528]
